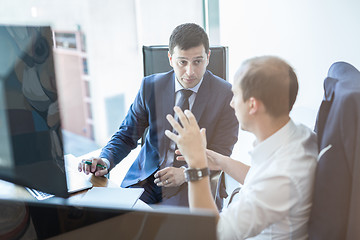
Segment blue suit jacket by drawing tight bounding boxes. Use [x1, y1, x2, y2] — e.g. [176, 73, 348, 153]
[100, 70, 238, 188]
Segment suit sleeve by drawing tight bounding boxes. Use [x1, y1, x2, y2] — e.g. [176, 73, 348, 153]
[100, 78, 149, 169]
[207, 89, 239, 157]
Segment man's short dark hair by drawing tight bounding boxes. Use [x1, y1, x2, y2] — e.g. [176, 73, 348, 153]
[169, 23, 209, 55]
[236, 56, 299, 117]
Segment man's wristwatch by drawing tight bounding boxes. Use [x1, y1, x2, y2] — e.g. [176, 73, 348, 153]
[184, 167, 210, 182]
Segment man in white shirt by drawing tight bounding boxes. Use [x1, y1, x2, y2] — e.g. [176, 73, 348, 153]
[165, 56, 318, 239]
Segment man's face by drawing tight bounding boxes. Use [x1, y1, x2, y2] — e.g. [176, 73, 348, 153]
[230, 71, 250, 131]
[168, 45, 210, 89]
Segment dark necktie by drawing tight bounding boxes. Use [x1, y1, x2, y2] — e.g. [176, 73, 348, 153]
[177, 89, 193, 111]
[173, 89, 193, 168]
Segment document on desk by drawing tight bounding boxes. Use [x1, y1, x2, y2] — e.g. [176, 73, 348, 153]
[79, 187, 144, 209]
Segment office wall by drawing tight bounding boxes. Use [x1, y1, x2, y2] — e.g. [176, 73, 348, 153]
[135, 0, 204, 46]
[0, 1, 87, 29]
[84, 1, 140, 144]
[220, 0, 360, 127]
[90, 0, 204, 144]
[0, 0, 205, 147]
[217, 0, 360, 165]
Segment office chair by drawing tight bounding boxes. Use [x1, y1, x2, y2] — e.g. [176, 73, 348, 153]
[142, 45, 229, 81]
[141, 45, 229, 146]
[142, 45, 229, 209]
[308, 62, 360, 239]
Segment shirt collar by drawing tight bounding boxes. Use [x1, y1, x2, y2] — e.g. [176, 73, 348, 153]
[174, 76, 204, 93]
[249, 119, 296, 165]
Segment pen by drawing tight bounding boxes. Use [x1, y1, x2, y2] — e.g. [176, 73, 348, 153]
[84, 160, 107, 169]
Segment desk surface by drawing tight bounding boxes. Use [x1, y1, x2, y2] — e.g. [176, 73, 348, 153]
[0, 173, 111, 198]
[0, 179, 215, 240]
[0, 152, 150, 210]
[0, 174, 151, 211]
[0, 159, 214, 239]
[0, 153, 111, 200]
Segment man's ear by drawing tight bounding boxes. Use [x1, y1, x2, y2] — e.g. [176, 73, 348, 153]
[206, 49, 211, 66]
[248, 97, 259, 115]
[168, 51, 173, 67]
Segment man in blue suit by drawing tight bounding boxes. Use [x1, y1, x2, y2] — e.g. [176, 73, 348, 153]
[78, 23, 238, 208]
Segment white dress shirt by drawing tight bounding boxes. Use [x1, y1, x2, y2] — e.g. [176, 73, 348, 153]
[217, 119, 318, 240]
[162, 77, 203, 168]
[103, 77, 204, 170]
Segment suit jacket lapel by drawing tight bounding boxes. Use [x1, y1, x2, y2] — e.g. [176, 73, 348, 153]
[315, 76, 337, 150]
[160, 74, 174, 122]
[192, 71, 210, 122]
[155, 72, 175, 158]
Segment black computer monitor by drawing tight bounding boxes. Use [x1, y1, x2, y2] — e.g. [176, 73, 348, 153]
[0, 25, 69, 197]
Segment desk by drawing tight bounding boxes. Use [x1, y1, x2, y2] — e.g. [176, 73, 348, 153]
[0, 152, 116, 201]
[0, 153, 215, 239]
[0, 178, 216, 240]
[0, 151, 150, 210]
[0, 174, 113, 200]
[0, 174, 150, 239]
[0, 174, 150, 210]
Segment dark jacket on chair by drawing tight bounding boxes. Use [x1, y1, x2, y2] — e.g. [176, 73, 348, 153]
[309, 62, 360, 239]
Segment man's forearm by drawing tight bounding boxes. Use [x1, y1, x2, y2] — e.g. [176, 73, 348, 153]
[208, 150, 250, 184]
[187, 154, 220, 218]
[188, 176, 220, 220]
[218, 155, 250, 185]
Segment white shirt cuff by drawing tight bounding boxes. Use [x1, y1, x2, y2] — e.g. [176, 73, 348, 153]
[101, 158, 110, 170]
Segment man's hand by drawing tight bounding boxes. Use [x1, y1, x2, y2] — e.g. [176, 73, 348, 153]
[78, 157, 108, 177]
[154, 167, 186, 187]
[165, 107, 207, 168]
[175, 149, 223, 171]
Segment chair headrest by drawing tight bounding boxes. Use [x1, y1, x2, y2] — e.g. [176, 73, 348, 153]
[327, 61, 360, 83]
[323, 77, 338, 101]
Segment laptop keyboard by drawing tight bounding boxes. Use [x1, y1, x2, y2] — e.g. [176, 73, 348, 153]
[26, 187, 54, 200]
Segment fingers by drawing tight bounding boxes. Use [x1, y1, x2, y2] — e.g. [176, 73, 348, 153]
[154, 169, 170, 187]
[78, 157, 107, 176]
[79, 158, 92, 175]
[167, 107, 195, 131]
[200, 128, 207, 147]
[95, 168, 108, 177]
[154, 168, 166, 179]
[166, 107, 198, 129]
[174, 106, 190, 128]
[183, 109, 197, 126]
[166, 113, 183, 134]
[165, 129, 178, 143]
[154, 167, 186, 187]
[90, 158, 98, 172]
[154, 178, 171, 187]
[176, 155, 185, 161]
[174, 149, 185, 161]
[165, 108, 199, 144]
[78, 161, 83, 172]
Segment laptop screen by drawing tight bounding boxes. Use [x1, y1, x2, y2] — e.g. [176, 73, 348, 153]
[0, 25, 69, 198]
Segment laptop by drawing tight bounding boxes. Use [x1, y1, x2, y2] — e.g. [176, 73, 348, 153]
[26, 154, 93, 200]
